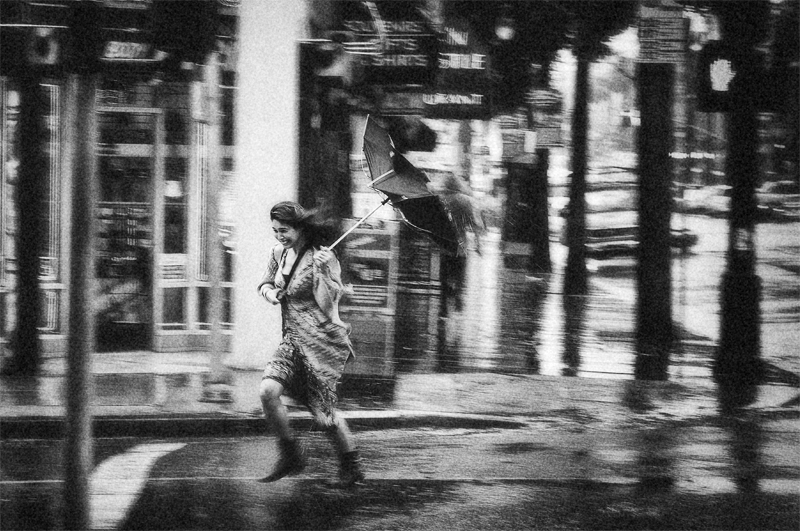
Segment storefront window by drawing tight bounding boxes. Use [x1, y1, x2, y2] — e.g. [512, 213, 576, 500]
[196, 285, 232, 329]
[95, 107, 154, 351]
[99, 112, 154, 145]
[97, 77, 155, 108]
[164, 157, 187, 254]
[160, 82, 190, 145]
[1, 81, 62, 335]
[1, 83, 17, 294]
[41, 84, 61, 281]
[99, 156, 152, 203]
[162, 287, 186, 329]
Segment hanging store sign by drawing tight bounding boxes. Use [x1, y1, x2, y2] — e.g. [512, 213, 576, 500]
[422, 91, 487, 119]
[101, 0, 153, 9]
[379, 89, 424, 115]
[423, 17, 491, 119]
[337, 0, 439, 86]
[527, 89, 564, 148]
[102, 40, 153, 60]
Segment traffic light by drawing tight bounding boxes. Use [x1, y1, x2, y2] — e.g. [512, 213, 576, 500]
[696, 41, 768, 113]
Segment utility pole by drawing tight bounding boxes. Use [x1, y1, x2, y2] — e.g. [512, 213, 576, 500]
[633, 1, 685, 380]
[563, 48, 589, 295]
[201, 50, 234, 401]
[64, 71, 98, 531]
[64, 2, 102, 527]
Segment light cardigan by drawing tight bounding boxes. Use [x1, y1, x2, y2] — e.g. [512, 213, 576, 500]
[258, 243, 353, 354]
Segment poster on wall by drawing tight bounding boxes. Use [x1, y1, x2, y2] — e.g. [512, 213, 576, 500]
[339, 223, 398, 312]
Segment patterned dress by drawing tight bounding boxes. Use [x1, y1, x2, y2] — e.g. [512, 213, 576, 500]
[258, 244, 354, 427]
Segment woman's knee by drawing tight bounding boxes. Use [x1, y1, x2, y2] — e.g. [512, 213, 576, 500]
[259, 378, 284, 403]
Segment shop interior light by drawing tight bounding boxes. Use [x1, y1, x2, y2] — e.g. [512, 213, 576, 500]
[164, 180, 183, 198]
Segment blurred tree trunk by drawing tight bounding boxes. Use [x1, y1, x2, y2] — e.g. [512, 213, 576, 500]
[564, 52, 589, 295]
[635, 62, 674, 380]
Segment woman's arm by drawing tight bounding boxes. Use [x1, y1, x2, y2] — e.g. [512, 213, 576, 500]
[257, 245, 283, 304]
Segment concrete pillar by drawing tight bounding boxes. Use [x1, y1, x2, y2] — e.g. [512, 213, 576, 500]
[226, 0, 306, 369]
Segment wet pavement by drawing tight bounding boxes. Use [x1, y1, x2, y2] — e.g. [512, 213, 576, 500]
[1, 228, 797, 430]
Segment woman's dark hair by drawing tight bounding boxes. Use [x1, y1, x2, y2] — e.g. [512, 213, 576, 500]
[270, 201, 340, 248]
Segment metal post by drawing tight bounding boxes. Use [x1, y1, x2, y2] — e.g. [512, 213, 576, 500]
[530, 148, 551, 273]
[715, 4, 768, 387]
[202, 51, 233, 401]
[717, 89, 762, 384]
[635, 62, 675, 379]
[564, 52, 589, 295]
[64, 72, 98, 531]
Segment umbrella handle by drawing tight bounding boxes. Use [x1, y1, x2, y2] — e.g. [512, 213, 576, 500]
[329, 197, 391, 250]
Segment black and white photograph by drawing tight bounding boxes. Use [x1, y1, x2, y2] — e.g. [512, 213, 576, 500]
[0, 0, 798, 529]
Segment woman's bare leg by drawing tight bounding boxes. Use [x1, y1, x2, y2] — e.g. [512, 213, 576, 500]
[327, 411, 356, 454]
[258, 378, 305, 482]
[326, 410, 364, 487]
[259, 378, 292, 440]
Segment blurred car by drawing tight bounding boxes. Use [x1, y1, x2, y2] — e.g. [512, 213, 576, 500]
[673, 184, 731, 217]
[560, 188, 698, 258]
[756, 180, 800, 222]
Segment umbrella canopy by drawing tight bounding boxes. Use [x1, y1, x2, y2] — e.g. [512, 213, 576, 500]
[362, 116, 464, 256]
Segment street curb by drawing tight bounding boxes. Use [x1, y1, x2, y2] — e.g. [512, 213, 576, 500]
[0, 411, 526, 440]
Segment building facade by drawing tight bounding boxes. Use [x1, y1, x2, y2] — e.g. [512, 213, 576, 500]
[1, 0, 242, 355]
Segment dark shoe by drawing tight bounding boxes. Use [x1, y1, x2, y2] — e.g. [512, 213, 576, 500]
[327, 450, 365, 489]
[258, 439, 306, 483]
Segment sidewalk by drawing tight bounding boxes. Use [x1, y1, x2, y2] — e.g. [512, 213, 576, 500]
[1, 347, 798, 439]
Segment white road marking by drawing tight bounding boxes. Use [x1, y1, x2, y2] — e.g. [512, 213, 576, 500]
[90, 443, 185, 530]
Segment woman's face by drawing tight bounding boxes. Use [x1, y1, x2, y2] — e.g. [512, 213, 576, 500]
[272, 219, 304, 250]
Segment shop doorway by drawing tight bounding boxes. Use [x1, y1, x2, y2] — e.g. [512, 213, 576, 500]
[95, 110, 156, 351]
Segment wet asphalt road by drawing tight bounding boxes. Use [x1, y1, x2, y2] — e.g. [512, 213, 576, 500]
[3, 415, 798, 530]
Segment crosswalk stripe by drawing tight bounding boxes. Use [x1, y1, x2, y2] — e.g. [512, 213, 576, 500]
[90, 443, 185, 530]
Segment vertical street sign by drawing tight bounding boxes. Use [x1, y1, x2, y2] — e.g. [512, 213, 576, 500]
[635, 0, 681, 377]
[637, 1, 686, 65]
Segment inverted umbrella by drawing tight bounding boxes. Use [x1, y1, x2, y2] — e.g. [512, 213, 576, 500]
[331, 115, 465, 256]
